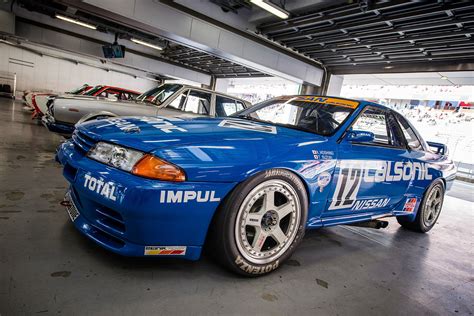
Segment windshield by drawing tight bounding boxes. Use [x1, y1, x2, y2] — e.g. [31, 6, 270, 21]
[68, 85, 90, 95]
[136, 84, 182, 105]
[84, 85, 104, 96]
[233, 96, 359, 136]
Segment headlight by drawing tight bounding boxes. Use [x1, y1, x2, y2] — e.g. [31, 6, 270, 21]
[87, 142, 185, 181]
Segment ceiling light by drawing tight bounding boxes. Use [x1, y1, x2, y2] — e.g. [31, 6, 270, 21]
[384, 65, 394, 69]
[440, 76, 448, 80]
[131, 38, 163, 51]
[250, 0, 289, 19]
[55, 14, 97, 30]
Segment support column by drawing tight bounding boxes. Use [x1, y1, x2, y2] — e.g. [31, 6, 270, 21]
[299, 69, 331, 95]
[201, 75, 216, 90]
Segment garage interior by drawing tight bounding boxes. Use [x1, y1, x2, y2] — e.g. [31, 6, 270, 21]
[0, 0, 473, 315]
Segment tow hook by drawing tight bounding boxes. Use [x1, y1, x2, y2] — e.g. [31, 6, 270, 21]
[347, 220, 389, 229]
[60, 200, 71, 207]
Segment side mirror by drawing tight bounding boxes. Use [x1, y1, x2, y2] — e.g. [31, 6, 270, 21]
[427, 141, 448, 155]
[345, 130, 375, 143]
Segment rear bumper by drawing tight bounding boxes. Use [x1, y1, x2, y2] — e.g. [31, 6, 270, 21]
[56, 140, 237, 260]
[42, 115, 75, 136]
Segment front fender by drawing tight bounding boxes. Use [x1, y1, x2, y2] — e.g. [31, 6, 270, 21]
[77, 111, 117, 125]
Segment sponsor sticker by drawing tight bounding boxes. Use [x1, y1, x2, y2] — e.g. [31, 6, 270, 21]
[293, 96, 359, 109]
[83, 174, 118, 201]
[317, 172, 332, 192]
[403, 197, 417, 212]
[329, 160, 432, 210]
[144, 246, 187, 256]
[159, 190, 220, 203]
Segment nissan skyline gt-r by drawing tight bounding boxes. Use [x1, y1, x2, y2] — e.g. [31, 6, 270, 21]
[56, 96, 456, 276]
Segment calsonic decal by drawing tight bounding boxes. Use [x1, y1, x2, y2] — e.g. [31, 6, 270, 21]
[159, 190, 220, 203]
[235, 255, 279, 274]
[218, 119, 277, 134]
[104, 116, 187, 133]
[329, 160, 432, 210]
[317, 172, 332, 192]
[144, 246, 186, 256]
[402, 197, 417, 212]
[352, 198, 390, 211]
[83, 174, 118, 201]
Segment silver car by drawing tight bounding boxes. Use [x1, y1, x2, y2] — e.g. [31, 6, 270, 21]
[42, 84, 250, 136]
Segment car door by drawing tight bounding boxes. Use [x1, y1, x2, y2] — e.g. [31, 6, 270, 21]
[324, 106, 411, 217]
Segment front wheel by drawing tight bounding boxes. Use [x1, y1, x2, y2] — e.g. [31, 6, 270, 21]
[397, 180, 445, 233]
[210, 169, 308, 276]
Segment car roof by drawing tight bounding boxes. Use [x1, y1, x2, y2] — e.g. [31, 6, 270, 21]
[177, 84, 249, 103]
[100, 86, 142, 95]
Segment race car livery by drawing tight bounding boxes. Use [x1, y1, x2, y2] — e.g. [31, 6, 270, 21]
[56, 96, 456, 276]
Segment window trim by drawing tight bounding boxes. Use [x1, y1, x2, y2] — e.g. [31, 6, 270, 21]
[339, 105, 406, 150]
[215, 95, 239, 117]
[392, 111, 426, 152]
[181, 89, 212, 115]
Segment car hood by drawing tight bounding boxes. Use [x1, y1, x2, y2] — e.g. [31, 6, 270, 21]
[76, 116, 330, 182]
[78, 116, 325, 150]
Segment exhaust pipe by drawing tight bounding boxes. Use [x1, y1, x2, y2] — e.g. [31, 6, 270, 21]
[347, 220, 389, 229]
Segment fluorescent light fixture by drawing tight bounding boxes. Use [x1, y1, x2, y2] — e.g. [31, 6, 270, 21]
[250, 0, 289, 19]
[55, 14, 97, 30]
[131, 38, 163, 51]
[440, 76, 448, 80]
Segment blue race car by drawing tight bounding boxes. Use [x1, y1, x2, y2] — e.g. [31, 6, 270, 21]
[56, 96, 456, 276]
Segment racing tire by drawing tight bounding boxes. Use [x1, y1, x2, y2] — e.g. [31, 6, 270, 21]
[209, 169, 308, 277]
[397, 180, 445, 233]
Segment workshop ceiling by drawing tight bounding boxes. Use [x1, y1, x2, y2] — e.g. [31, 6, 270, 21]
[15, 0, 269, 78]
[257, 0, 474, 74]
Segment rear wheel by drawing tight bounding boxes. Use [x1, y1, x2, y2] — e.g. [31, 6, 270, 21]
[210, 169, 308, 276]
[397, 180, 445, 233]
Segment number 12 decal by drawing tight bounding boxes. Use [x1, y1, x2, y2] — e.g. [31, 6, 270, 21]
[329, 167, 362, 210]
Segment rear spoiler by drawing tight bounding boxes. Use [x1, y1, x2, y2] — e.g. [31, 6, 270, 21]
[427, 141, 448, 156]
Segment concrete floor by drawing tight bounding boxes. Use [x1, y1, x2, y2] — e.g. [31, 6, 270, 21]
[0, 98, 473, 315]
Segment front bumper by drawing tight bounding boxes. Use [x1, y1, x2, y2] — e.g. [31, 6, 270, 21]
[42, 115, 75, 136]
[56, 140, 237, 260]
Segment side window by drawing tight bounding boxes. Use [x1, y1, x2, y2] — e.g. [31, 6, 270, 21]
[396, 114, 423, 151]
[183, 90, 211, 115]
[216, 96, 237, 116]
[235, 101, 245, 112]
[107, 90, 119, 100]
[167, 91, 188, 109]
[352, 108, 394, 146]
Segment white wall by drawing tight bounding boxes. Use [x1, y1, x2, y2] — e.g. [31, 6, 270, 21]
[326, 75, 343, 96]
[0, 43, 157, 94]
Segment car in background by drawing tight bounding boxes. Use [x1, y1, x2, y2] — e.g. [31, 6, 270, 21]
[56, 95, 456, 276]
[43, 83, 251, 136]
[26, 84, 93, 118]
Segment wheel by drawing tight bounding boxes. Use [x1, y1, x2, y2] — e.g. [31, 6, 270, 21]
[397, 180, 445, 233]
[210, 169, 308, 276]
